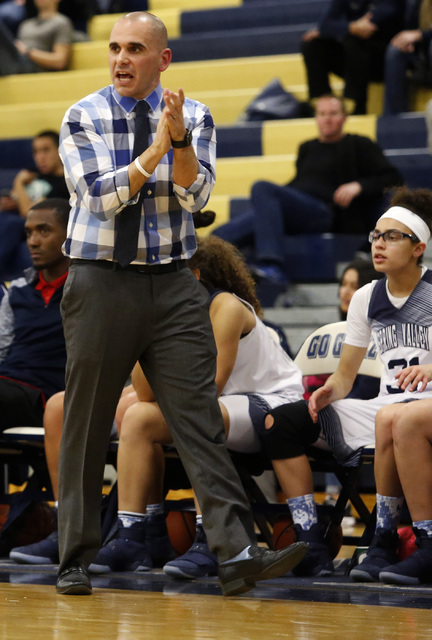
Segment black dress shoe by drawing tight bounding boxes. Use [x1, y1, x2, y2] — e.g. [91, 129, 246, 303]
[56, 562, 92, 595]
[218, 542, 308, 597]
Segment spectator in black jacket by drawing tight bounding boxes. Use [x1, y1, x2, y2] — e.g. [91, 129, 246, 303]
[383, 0, 432, 114]
[214, 95, 403, 284]
[302, 0, 405, 114]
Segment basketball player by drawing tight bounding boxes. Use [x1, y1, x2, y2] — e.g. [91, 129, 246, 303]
[262, 186, 432, 578]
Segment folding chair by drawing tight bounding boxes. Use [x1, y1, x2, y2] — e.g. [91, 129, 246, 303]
[294, 320, 382, 547]
[0, 426, 55, 553]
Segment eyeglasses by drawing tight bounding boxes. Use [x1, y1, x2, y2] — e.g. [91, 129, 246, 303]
[368, 230, 420, 244]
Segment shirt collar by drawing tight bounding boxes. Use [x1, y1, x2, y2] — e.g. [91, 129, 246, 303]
[111, 84, 163, 115]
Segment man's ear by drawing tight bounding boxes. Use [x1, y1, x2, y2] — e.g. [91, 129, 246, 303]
[159, 47, 172, 72]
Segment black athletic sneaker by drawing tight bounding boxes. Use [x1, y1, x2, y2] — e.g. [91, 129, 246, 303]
[163, 524, 218, 579]
[10, 531, 59, 564]
[350, 528, 399, 582]
[89, 521, 152, 573]
[144, 512, 176, 567]
[291, 523, 334, 577]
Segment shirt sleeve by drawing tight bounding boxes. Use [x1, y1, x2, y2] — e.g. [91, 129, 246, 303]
[60, 105, 132, 222]
[344, 282, 375, 348]
[354, 137, 403, 198]
[173, 104, 216, 212]
[53, 16, 74, 45]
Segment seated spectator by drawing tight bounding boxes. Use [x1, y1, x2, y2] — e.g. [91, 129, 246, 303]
[10, 235, 306, 574]
[12, 130, 69, 218]
[383, 0, 432, 115]
[0, 0, 73, 77]
[0, 197, 70, 432]
[301, 0, 404, 115]
[261, 187, 432, 577]
[350, 373, 432, 585]
[214, 95, 403, 285]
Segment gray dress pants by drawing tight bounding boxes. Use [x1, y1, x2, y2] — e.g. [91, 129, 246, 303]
[57, 260, 256, 572]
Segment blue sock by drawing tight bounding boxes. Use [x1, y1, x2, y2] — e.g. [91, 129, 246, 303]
[286, 494, 318, 531]
[413, 520, 432, 538]
[375, 494, 404, 532]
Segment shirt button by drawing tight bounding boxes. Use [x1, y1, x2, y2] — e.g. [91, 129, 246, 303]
[152, 255, 156, 261]
[147, 190, 152, 195]
[149, 222, 153, 228]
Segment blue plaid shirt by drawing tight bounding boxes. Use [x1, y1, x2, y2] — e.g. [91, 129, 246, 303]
[59, 83, 216, 264]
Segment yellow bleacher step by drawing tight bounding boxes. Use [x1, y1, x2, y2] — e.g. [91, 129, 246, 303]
[0, 54, 307, 104]
[0, 88, 305, 137]
[262, 114, 377, 156]
[88, 9, 181, 41]
[87, 0, 242, 39]
[0, 97, 381, 145]
[0, 101, 68, 137]
[87, 1, 243, 41]
[213, 154, 296, 197]
[148, 0, 241, 9]
[0, 68, 112, 106]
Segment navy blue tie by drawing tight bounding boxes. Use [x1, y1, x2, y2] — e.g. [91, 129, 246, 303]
[114, 101, 150, 267]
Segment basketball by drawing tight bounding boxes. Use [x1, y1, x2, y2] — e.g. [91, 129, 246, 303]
[166, 510, 196, 556]
[273, 514, 343, 559]
[273, 515, 297, 549]
[13, 501, 57, 548]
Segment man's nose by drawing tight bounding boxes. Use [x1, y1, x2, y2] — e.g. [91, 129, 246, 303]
[27, 232, 40, 246]
[117, 48, 129, 63]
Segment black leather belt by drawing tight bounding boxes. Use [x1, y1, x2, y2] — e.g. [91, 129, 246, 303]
[71, 258, 187, 274]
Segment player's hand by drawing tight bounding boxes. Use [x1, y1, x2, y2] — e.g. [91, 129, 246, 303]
[308, 385, 334, 423]
[395, 364, 432, 392]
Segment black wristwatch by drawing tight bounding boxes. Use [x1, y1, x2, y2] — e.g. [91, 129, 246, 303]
[171, 129, 192, 148]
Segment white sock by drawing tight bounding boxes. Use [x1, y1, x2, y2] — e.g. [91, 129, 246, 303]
[286, 494, 318, 531]
[118, 511, 146, 528]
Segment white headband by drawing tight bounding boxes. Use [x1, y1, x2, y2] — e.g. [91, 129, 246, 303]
[379, 206, 431, 244]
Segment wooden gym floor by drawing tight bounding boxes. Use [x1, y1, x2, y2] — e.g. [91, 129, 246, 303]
[1, 550, 432, 640]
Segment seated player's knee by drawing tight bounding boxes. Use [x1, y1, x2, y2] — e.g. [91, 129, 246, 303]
[262, 400, 320, 460]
